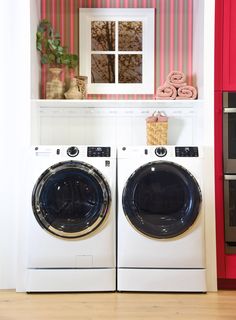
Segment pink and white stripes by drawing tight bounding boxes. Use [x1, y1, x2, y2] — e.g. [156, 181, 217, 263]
[40, 0, 193, 100]
[160, 0, 165, 86]
[187, 0, 193, 85]
[159, 0, 193, 88]
[178, 0, 184, 72]
[169, 0, 175, 72]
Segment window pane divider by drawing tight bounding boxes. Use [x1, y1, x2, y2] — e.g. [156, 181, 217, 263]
[115, 20, 118, 84]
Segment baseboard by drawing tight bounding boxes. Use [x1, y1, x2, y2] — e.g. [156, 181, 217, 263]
[24, 268, 116, 292]
[117, 268, 206, 292]
[218, 278, 236, 290]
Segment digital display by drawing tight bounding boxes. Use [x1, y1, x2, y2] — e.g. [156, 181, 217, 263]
[87, 147, 111, 157]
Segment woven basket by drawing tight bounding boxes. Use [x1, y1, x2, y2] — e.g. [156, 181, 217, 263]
[146, 121, 168, 145]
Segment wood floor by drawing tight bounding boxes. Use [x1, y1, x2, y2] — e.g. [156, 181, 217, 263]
[0, 290, 236, 320]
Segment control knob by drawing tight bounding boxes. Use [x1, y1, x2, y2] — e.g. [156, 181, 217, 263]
[67, 146, 79, 157]
[155, 147, 167, 157]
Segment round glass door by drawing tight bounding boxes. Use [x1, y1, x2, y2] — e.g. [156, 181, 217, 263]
[32, 161, 111, 238]
[122, 161, 201, 238]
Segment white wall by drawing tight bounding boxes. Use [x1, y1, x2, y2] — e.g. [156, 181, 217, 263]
[34, 101, 201, 146]
[0, 0, 30, 288]
[203, 0, 217, 291]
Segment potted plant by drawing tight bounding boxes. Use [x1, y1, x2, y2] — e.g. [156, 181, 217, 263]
[36, 19, 79, 99]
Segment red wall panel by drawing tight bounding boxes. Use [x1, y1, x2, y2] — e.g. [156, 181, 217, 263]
[214, 0, 223, 91]
[225, 255, 236, 278]
[223, 0, 236, 90]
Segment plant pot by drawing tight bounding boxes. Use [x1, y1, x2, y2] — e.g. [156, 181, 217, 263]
[46, 67, 65, 99]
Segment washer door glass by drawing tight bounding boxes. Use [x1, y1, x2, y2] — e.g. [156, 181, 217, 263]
[32, 161, 111, 238]
[122, 161, 202, 238]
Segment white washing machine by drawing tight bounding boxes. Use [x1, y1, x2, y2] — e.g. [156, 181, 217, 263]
[117, 146, 206, 292]
[24, 145, 116, 292]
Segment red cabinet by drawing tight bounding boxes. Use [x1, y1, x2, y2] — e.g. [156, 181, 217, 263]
[215, 0, 236, 288]
[215, 0, 223, 91]
[223, 0, 236, 90]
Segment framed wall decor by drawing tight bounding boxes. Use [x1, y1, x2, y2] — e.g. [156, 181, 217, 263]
[79, 8, 155, 95]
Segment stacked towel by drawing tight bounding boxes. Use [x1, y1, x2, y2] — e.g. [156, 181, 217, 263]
[156, 71, 197, 100]
[156, 84, 177, 100]
[176, 85, 197, 100]
[166, 71, 187, 88]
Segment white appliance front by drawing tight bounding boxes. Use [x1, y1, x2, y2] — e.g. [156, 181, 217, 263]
[25, 145, 116, 292]
[117, 146, 206, 292]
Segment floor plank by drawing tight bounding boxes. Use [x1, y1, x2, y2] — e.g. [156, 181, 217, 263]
[0, 290, 236, 320]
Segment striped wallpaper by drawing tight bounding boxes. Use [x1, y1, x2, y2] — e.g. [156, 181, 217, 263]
[41, 0, 193, 100]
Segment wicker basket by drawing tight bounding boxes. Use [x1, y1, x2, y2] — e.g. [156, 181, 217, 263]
[146, 119, 168, 145]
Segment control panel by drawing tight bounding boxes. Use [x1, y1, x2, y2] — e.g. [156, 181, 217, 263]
[87, 147, 111, 157]
[175, 147, 199, 157]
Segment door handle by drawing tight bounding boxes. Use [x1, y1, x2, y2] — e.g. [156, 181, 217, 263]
[224, 108, 236, 113]
[224, 175, 236, 180]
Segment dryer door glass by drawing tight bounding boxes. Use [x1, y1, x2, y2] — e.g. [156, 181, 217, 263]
[122, 161, 201, 238]
[32, 161, 111, 238]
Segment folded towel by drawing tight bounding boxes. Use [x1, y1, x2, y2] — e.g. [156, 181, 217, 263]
[176, 85, 198, 100]
[146, 115, 157, 123]
[146, 111, 168, 123]
[166, 71, 187, 88]
[157, 113, 168, 122]
[156, 84, 177, 100]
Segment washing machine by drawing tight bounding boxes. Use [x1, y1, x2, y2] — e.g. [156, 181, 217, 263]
[117, 145, 206, 292]
[24, 145, 116, 292]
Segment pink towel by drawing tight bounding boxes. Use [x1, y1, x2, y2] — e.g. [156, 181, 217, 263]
[146, 112, 168, 123]
[157, 113, 168, 122]
[166, 71, 187, 88]
[176, 85, 198, 100]
[156, 84, 177, 100]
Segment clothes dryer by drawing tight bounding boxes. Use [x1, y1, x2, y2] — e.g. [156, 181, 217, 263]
[24, 145, 116, 292]
[117, 146, 206, 292]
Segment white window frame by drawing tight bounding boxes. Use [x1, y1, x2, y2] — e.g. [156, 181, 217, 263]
[79, 8, 155, 94]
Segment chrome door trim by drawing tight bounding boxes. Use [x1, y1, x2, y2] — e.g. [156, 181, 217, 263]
[32, 160, 111, 239]
[223, 92, 236, 172]
[224, 178, 236, 242]
[223, 92, 228, 109]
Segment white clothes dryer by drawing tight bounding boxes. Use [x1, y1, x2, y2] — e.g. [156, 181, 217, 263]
[24, 145, 116, 292]
[117, 146, 206, 292]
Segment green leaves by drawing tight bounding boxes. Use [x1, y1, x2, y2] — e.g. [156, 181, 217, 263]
[41, 54, 49, 64]
[36, 19, 78, 69]
[69, 54, 79, 69]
